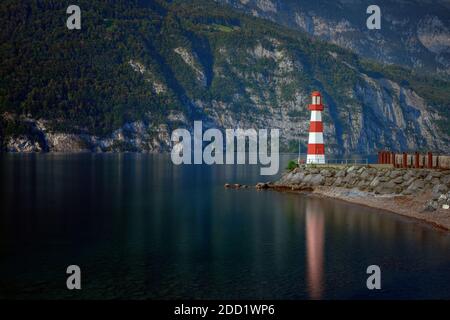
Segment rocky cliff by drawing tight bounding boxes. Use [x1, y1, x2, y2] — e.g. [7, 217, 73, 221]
[217, 0, 450, 78]
[1, 0, 449, 154]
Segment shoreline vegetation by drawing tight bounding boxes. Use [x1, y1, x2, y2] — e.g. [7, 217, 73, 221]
[226, 164, 450, 231]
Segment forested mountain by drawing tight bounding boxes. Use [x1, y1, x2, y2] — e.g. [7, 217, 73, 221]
[217, 0, 450, 78]
[1, 0, 449, 154]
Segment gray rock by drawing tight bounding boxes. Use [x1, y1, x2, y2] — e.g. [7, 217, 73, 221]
[357, 167, 366, 174]
[440, 174, 450, 186]
[377, 181, 398, 194]
[347, 166, 356, 173]
[392, 176, 404, 184]
[402, 177, 416, 187]
[423, 200, 438, 212]
[333, 177, 344, 187]
[335, 170, 346, 177]
[389, 170, 403, 178]
[360, 170, 372, 180]
[430, 171, 442, 178]
[437, 194, 448, 205]
[369, 176, 381, 188]
[406, 179, 425, 193]
[320, 169, 333, 177]
[302, 174, 312, 184]
[287, 172, 305, 184]
[417, 171, 428, 178]
[432, 184, 448, 200]
[324, 177, 335, 186]
[310, 174, 325, 186]
[403, 172, 414, 181]
[431, 178, 441, 186]
[256, 182, 269, 190]
[402, 189, 413, 195]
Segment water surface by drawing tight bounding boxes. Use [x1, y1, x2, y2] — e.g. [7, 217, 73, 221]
[0, 153, 449, 299]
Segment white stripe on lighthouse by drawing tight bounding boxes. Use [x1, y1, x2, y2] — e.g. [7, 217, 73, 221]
[310, 111, 322, 121]
[307, 154, 325, 164]
[308, 132, 324, 144]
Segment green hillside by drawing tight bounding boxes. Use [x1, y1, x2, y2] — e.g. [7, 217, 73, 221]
[0, 0, 449, 153]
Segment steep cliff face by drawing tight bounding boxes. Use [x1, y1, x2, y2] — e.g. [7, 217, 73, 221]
[217, 0, 450, 78]
[1, 0, 449, 154]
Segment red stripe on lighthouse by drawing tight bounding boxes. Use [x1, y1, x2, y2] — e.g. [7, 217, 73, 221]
[307, 144, 325, 155]
[308, 104, 324, 111]
[309, 121, 323, 132]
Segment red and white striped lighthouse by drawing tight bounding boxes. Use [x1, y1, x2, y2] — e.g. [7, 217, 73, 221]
[307, 91, 326, 164]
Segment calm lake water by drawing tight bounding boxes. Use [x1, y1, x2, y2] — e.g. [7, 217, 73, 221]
[0, 153, 449, 299]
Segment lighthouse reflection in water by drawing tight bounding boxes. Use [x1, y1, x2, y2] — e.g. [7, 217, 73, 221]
[306, 200, 325, 299]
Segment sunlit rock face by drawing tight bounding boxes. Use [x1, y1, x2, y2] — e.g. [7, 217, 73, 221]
[1, 1, 449, 155]
[217, 0, 450, 77]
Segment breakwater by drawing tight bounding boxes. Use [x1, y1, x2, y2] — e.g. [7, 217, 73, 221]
[228, 164, 450, 230]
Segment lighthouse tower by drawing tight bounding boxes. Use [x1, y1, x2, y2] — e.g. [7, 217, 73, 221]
[307, 91, 326, 164]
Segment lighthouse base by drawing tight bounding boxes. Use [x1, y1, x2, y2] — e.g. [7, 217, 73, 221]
[306, 154, 326, 164]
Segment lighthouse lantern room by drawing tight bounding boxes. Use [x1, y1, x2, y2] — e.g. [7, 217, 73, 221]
[307, 91, 326, 164]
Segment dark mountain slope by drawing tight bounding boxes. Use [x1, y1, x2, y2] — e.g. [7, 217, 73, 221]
[0, 0, 449, 154]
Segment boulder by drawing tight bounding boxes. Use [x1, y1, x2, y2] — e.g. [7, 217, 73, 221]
[423, 200, 438, 212]
[430, 178, 441, 186]
[286, 172, 305, 184]
[392, 176, 404, 184]
[302, 174, 312, 185]
[369, 176, 381, 188]
[347, 166, 357, 173]
[335, 170, 346, 177]
[417, 171, 428, 178]
[324, 177, 335, 186]
[403, 171, 414, 181]
[377, 181, 398, 194]
[401, 189, 413, 195]
[430, 171, 442, 178]
[389, 170, 403, 178]
[256, 182, 269, 190]
[402, 177, 416, 187]
[333, 177, 344, 187]
[437, 194, 448, 205]
[360, 170, 373, 180]
[320, 169, 333, 177]
[357, 167, 366, 174]
[440, 174, 450, 186]
[406, 179, 425, 193]
[310, 174, 325, 186]
[432, 184, 448, 200]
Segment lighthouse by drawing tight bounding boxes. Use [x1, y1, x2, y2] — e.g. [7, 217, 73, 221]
[307, 91, 326, 164]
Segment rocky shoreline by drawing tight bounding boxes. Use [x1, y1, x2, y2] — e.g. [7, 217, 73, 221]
[227, 165, 450, 231]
